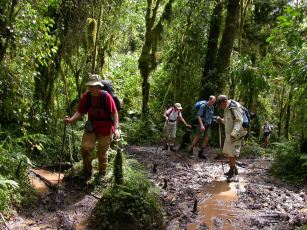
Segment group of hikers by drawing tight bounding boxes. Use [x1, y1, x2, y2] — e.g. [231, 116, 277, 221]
[163, 95, 248, 180]
[64, 74, 274, 183]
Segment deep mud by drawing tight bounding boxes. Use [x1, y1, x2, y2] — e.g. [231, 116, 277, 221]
[126, 145, 307, 230]
[3, 145, 307, 230]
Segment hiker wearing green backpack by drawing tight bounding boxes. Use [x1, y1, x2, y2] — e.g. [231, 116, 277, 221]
[216, 95, 247, 180]
[64, 74, 120, 182]
[190, 95, 216, 159]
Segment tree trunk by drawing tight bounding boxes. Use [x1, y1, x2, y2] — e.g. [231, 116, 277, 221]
[284, 91, 292, 139]
[92, 0, 103, 73]
[200, 0, 223, 100]
[0, 0, 19, 63]
[215, 0, 240, 93]
[138, 0, 174, 115]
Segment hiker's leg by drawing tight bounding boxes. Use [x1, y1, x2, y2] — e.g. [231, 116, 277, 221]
[80, 132, 97, 174]
[97, 133, 112, 175]
[169, 124, 177, 151]
[163, 123, 171, 150]
[223, 140, 241, 177]
[191, 134, 200, 149]
[229, 156, 236, 169]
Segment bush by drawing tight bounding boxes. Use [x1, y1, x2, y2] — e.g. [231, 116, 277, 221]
[90, 159, 164, 230]
[121, 118, 162, 145]
[270, 141, 307, 183]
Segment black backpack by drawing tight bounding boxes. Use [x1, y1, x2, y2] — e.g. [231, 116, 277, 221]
[101, 80, 121, 112]
[85, 80, 121, 113]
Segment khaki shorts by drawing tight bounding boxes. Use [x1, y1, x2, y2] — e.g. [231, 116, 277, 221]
[164, 122, 177, 139]
[195, 124, 211, 138]
[81, 132, 112, 152]
[223, 140, 242, 157]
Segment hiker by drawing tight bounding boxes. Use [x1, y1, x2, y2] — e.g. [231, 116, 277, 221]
[64, 74, 120, 181]
[190, 95, 216, 159]
[262, 121, 274, 147]
[216, 95, 247, 180]
[162, 103, 191, 152]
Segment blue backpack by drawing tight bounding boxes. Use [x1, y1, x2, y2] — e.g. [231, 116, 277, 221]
[194, 100, 207, 111]
[241, 107, 251, 128]
[230, 101, 251, 128]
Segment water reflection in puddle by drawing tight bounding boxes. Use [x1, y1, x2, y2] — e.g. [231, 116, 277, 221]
[188, 180, 244, 230]
[29, 169, 64, 194]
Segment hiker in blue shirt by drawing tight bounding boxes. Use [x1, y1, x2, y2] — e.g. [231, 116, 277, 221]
[190, 95, 216, 159]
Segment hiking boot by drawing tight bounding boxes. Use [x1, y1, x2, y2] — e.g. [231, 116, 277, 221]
[170, 145, 176, 152]
[224, 167, 238, 177]
[162, 144, 168, 151]
[80, 170, 92, 181]
[188, 147, 194, 155]
[198, 149, 207, 159]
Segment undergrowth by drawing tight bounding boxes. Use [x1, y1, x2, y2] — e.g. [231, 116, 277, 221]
[90, 156, 164, 230]
[270, 140, 307, 183]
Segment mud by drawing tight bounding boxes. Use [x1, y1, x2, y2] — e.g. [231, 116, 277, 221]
[126, 145, 307, 230]
[3, 145, 307, 229]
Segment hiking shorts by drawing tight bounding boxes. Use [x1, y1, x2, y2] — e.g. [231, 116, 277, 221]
[164, 122, 177, 139]
[195, 124, 211, 138]
[223, 139, 242, 157]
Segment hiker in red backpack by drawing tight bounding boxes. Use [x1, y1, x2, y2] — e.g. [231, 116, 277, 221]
[64, 74, 120, 182]
[190, 95, 216, 159]
[162, 103, 191, 152]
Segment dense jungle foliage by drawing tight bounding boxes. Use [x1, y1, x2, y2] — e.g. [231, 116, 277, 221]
[0, 0, 306, 221]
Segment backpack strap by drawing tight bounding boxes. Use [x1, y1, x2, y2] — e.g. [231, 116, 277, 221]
[166, 107, 173, 117]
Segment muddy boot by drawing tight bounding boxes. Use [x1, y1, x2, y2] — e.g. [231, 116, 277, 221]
[162, 144, 169, 151]
[80, 169, 92, 181]
[224, 167, 238, 178]
[198, 148, 207, 159]
[170, 145, 176, 152]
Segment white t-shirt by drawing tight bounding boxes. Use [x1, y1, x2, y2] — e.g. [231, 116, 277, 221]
[166, 107, 182, 122]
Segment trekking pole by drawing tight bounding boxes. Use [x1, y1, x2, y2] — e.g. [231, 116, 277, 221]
[58, 123, 67, 184]
[219, 123, 224, 174]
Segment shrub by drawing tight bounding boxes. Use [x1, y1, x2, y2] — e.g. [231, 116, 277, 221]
[270, 141, 307, 183]
[90, 159, 164, 230]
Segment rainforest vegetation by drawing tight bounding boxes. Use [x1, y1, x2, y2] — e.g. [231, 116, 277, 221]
[0, 0, 306, 229]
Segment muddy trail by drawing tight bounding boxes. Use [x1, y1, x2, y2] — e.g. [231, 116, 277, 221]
[126, 146, 307, 230]
[4, 146, 307, 230]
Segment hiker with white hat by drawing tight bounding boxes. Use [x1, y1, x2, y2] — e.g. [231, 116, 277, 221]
[162, 103, 191, 152]
[64, 74, 120, 182]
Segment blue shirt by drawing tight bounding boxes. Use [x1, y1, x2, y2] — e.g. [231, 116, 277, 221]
[197, 103, 214, 125]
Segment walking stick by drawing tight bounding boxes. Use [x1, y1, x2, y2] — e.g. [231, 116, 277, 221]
[219, 123, 224, 174]
[58, 123, 67, 184]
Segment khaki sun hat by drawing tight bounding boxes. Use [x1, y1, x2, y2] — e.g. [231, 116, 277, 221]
[86, 74, 104, 88]
[174, 103, 183, 110]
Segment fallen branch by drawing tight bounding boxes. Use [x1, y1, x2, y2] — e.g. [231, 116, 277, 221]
[30, 169, 58, 190]
[0, 212, 10, 230]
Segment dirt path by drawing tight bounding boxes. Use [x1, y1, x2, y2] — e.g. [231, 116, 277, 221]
[4, 145, 307, 230]
[126, 145, 307, 230]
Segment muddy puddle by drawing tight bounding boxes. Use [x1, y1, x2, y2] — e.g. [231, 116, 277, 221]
[29, 169, 64, 193]
[188, 180, 245, 230]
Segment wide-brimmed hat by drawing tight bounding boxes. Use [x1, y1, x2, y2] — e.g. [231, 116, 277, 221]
[86, 74, 104, 88]
[174, 103, 183, 110]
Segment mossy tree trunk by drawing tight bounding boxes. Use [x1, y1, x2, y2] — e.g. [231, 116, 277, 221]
[215, 0, 240, 93]
[0, 0, 19, 63]
[200, 0, 223, 100]
[138, 0, 174, 115]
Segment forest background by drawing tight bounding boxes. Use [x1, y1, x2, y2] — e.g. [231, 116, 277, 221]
[0, 0, 306, 215]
